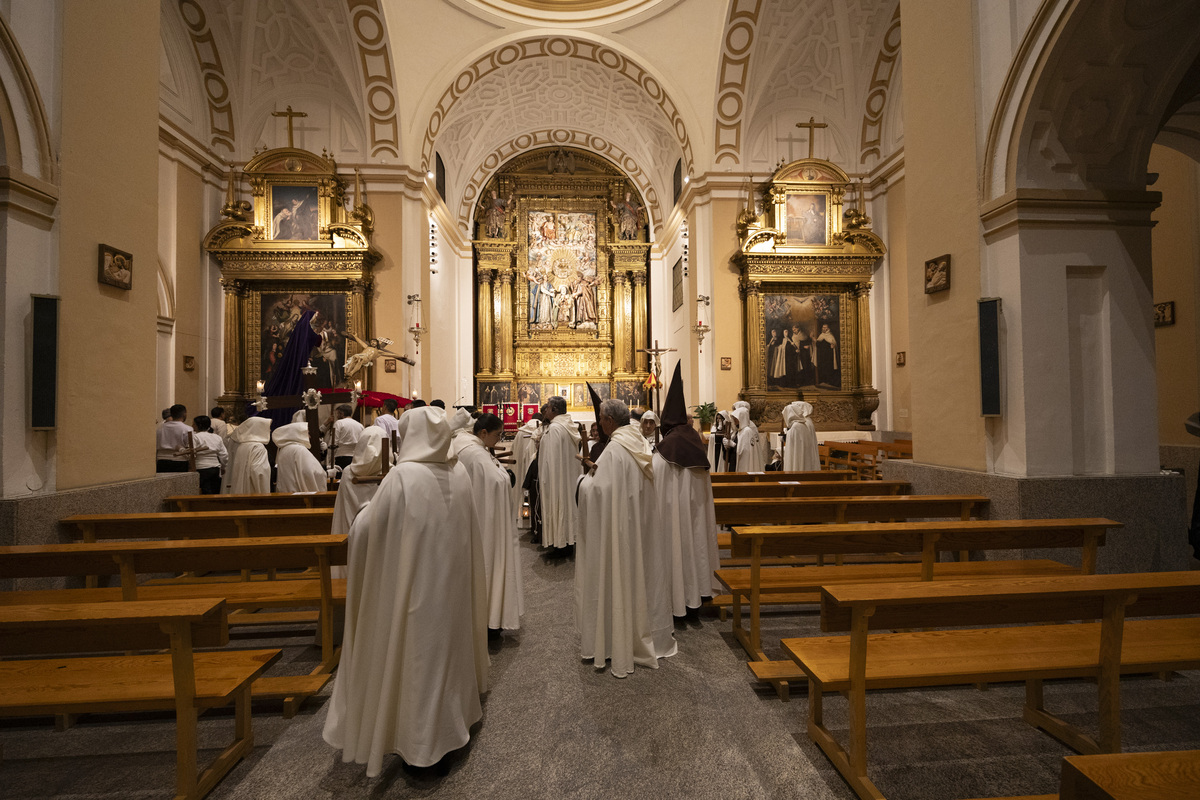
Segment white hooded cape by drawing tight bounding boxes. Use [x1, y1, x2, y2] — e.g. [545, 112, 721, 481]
[272, 422, 328, 493]
[783, 401, 820, 472]
[539, 413, 582, 548]
[453, 434, 525, 630]
[654, 452, 721, 614]
[706, 410, 733, 473]
[512, 419, 538, 529]
[575, 425, 676, 677]
[330, 427, 384, 581]
[322, 407, 489, 774]
[227, 416, 271, 494]
[731, 407, 766, 473]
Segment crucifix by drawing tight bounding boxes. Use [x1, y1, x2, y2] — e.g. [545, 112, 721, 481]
[637, 339, 677, 416]
[775, 130, 806, 162]
[795, 116, 828, 159]
[272, 105, 308, 148]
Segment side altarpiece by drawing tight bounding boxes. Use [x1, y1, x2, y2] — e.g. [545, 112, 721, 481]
[203, 147, 378, 420]
[472, 148, 651, 413]
[736, 157, 885, 430]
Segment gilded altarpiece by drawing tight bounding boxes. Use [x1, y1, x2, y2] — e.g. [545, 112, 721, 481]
[203, 147, 378, 420]
[473, 149, 650, 411]
[736, 157, 885, 430]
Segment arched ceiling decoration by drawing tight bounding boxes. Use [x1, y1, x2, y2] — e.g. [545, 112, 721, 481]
[457, 127, 661, 233]
[159, 0, 400, 162]
[714, 0, 898, 171]
[1010, 0, 1200, 193]
[464, 0, 668, 26]
[858, 5, 900, 164]
[424, 36, 692, 235]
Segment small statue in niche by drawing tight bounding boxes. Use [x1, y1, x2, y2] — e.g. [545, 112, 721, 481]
[481, 189, 514, 239]
[611, 191, 644, 240]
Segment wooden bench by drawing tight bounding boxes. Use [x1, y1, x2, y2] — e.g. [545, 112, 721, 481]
[62, 508, 335, 541]
[1059, 749, 1200, 799]
[167, 491, 337, 512]
[0, 598, 279, 799]
[0, 535, 347, 716]
[711, 480, 910, 499]
[713, 494, 989, 527]
[720, 518, 1117, 696]
[775, 573, 1200, 800]
[710, 470, 854, 483]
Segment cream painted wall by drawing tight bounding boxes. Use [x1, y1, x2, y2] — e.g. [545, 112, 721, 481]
[56, 0, 160, 489]
[170, 163, 204, 413]
[898, 1, 985, 470]
[1150, 144, 1200, 446]
[709, 197, 743, 410]
[364, 191, 407, 400]
[884, 175, 910, 433]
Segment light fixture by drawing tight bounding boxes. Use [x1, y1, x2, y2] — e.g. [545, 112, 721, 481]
[428, 216, 439, 274]
[408, 294, 425, 353]
[426, 170, 434, 180]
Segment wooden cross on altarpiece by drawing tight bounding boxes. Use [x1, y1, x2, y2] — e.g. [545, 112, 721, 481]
[638, 339, 677, 417]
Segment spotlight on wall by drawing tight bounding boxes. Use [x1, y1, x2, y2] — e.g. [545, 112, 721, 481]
[428, 216, 440, 275]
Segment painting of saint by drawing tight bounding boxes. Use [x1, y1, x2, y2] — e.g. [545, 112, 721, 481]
[785, 194, 827, 246]
[762, 293, 840, 390]
[271, 185, 320, 240]
[259, 292, 346, 387]
[526, 211, 598, 331]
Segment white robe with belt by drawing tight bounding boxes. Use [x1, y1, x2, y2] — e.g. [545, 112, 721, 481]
[539, 413, 582, 548]
[273, 423, 327, 493]
[512, 420, 537, 529]
[227, 416, 271, 494]
[331, 428, 384, 581]
[654, 453, 721, 614]
[323, 407, 488, 774]
[731, 408, 766, 473]
[575, 425, 677, 677]
[782, 402, 820, 472]
[454, 434, 524, 630]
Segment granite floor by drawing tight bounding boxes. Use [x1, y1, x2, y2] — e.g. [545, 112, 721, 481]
[4, 534, 1200, 800]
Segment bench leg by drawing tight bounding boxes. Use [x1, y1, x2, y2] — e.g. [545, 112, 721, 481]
[1023, 678, 1101, 756]
[806, 681, 885, 800]
[189, 685, 255, 800]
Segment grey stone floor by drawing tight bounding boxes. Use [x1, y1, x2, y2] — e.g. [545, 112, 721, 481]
[4, 535, 1200, 799]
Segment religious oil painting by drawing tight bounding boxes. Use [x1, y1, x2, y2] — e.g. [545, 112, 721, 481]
[526, 211, 599, 331]
[614, 380, 644, 409]
[762, 293, 842, 391]
[259, 291, 346, 389]
[97, 244, 132, 290]
[516, 382, 541, 406]
[1155, 301, 1175, 328]
[925, 255, 951, 294]
[785, 194, 828, 246]
[477, 381, 512, 406]
[270, 184, 320, 241]
[572, 383, 589, 409]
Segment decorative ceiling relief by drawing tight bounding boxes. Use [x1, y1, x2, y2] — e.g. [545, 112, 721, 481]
[348, 0, 400, 158]
[714, 0, 763, 167]
[859, 6, 900, 164]
[176, 0, 236, 152]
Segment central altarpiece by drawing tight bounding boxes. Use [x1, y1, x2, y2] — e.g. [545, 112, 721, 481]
[473, 148, 650, 413]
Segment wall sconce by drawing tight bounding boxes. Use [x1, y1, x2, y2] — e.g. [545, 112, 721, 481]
[407, 293, 425, 353]
[695, 293, 711, 351]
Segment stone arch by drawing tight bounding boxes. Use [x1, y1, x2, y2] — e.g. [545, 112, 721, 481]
[459, 129, 662, 238]
[0, 12, 54, 182]
[418, 34, 695, 176]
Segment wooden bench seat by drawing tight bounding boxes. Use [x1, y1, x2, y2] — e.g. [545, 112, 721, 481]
[710, 470, 853, 483]
[1059, 749, 1200, 799]
[167, 491, 337, 512]
[61, 507, 335, 541]
[711, 480, 910, 499]
[713, 494, 988, 527]
[0, 598, 279, 800]
[780, 572, 1200, 800]
[0, 535, 347, 717]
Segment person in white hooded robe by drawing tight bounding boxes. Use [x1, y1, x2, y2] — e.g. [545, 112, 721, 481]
[322, 406, 489, 774]
[226, 416, 272, 494]
[733, 401, 769, 469]
[782, 400, 820, 472]
[654, 364, 721, 617]
[730, 407, 766, 473]
[538, 395, 582, 551]
[576, 398, 677, 677]
[512, 414, 540, 530]
[330, 427, 385, 581]
[452, 412, 524, 632]
[273, 422, 328, 492]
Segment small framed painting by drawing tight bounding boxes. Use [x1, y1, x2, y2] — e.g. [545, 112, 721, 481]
[98, 244, 133, 290]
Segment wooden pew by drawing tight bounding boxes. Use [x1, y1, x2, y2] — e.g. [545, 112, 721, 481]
[0, 535, 347, 716]
[711, 480, 910, 499]
[62, 508, 335, 542]
[713, 494, 989, 527]
[1060, 749, 1200, 799]
[719, 518, 1117, 684]
[167, 491, 337, 512]
[0, 598, 279, 800]
[710, 470, 854, 483]
[776, 573, 1200, 800]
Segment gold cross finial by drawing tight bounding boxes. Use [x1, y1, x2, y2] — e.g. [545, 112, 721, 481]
[795, 116, 828, 159]
[271, 105, 308, 148]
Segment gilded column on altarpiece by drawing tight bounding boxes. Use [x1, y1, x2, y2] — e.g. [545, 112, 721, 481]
[611, 271, 630, 374]
[220, 277, 246, 395]
[476, 270, 494, 375]
[347, 278, 371, 386]
[496, 269, 514, 375]
[741, 278, 764, 391]
[631, 270, 648, 374]
[854, 282, 872, 389]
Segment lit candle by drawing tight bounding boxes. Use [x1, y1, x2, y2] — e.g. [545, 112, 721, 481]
[256, 380, 265, 394]
[354, 380, 362, 393]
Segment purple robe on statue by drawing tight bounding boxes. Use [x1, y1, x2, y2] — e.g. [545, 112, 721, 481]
[255, 308, 323, 430]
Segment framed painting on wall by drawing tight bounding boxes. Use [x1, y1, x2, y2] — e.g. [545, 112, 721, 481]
[255, 290, 348, 389]
[761, 291, 843, 391]
[784, 193, 828, 246]
[270, 184, 321, 241]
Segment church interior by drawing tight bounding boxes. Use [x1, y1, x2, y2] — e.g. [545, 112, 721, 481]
[3, 1, 1200, 798]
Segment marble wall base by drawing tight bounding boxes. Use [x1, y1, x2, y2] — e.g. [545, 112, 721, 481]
[0, 472, 199, 590]
[881, 461, 1189, 574]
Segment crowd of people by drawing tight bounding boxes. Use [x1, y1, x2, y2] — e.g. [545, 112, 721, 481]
[154, 380, 823, 775]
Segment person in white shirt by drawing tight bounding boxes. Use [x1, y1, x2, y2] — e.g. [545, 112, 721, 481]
[156, 404, 191, 473]
[327, 404, 364, 470]
[209, 406, 230, 439]
[190, 415, 228, 495]
[373, 398, 400, 461]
